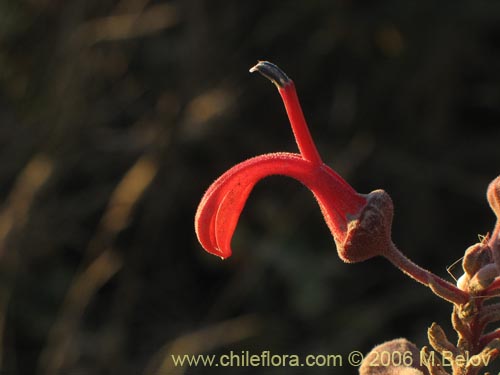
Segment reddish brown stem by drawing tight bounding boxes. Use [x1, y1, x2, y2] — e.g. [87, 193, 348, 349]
[479, 329, 500, 348]
[384, 243, 469, 305]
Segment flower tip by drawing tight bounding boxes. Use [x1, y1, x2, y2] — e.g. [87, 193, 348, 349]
[217, 248, 232, 260]
[249, 61, 291, 88]
[194, 198, 234, 260]
[214, 251, 229, 260]
[197, 241, 232, 260]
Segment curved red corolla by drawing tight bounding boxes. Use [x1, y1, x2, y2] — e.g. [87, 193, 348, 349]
[195, 152, 366, 259]
[194, 61, 469, 305]
[195, 61, 367, 260]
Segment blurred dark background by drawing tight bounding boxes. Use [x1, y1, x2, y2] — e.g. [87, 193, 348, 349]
[1, 0, 500, 374]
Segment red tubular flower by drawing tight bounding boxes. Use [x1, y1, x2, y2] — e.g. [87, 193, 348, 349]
[195, 61, 375, 261]
[194, 61, 468, 305]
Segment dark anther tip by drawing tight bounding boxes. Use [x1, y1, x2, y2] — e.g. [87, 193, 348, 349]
[249, 61, 291, 88]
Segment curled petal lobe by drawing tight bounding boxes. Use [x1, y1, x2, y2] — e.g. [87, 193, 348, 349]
[195, 152, 367, 259]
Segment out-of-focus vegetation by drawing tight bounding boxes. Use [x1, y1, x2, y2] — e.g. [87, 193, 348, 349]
[0, 0, 500, 374]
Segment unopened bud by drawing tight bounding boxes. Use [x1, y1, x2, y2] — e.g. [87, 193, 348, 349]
[456, 273, 469, 292]
[487, 176, 500, 264]
[469, 263, 498, 294]
[487, 175, 500, 219]
[360, 338, 425, 375]
[463, 243, 492, 277]
[428, 322, 458, 355]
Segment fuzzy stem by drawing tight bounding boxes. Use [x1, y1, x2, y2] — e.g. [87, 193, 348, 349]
[250, 61, 322, 166]
[384, 243, 469, 304]
[479, 329, 500, 348]
[479, 303, 500, 329]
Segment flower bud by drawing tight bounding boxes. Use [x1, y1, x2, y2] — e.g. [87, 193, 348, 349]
[488, 176, 500, 267]
[359, 338, 426, 375]
[468, 263, 498, 294]
[456, 273, 469, 292]
[487, 175, 500, 219]
[462, 243, 492, 277]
